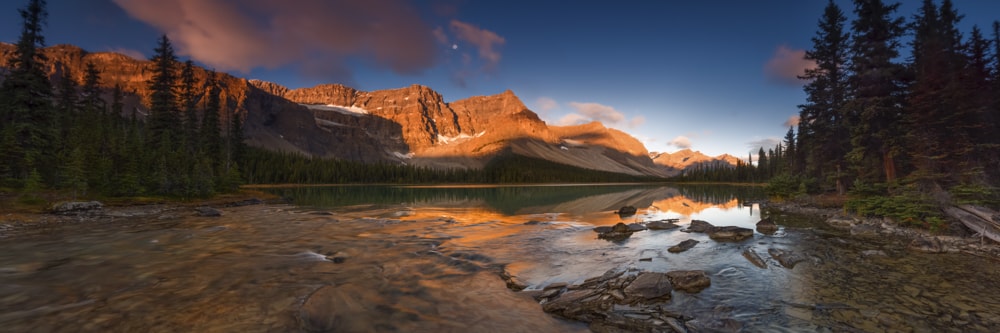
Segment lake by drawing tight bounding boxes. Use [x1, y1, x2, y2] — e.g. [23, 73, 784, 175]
[1, 184, 999, 332]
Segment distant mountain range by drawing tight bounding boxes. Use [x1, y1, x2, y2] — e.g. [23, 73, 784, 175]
[0, 43, 742, 178]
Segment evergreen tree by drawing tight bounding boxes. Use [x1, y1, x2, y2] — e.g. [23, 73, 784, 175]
[81, 62, 103, 115]
[783, 126, 797, 173]
[147, 35, 180, 152]
[201, 71, 223, 166]
[0, 0, 56, 185]
[179, 60, 198, 153]
[846, 0, 907, 185]
[798, 0, 851, 194]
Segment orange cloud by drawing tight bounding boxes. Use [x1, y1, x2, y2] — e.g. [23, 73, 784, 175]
[112, 0, 438, 81]
[783, 115, 800, 127]
[764, 45, 817, 85]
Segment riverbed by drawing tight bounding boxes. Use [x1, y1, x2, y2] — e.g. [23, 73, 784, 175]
[1, 184, 998, 332]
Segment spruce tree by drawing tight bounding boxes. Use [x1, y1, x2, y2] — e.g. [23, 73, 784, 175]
[798, 0, 851, 194]
[846, 0, 907, 185]
[147, 35, 181, 152]
[179, 60, 198, 153]
[0, 0, 56, 185]
[201, 71, 223, 167]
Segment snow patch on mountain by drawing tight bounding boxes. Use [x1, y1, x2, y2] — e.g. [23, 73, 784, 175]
[303, 104, 369, 116]
[437, 131, 486, 144]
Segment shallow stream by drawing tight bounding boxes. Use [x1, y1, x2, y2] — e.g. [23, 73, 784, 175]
[1, 184, 998, 332]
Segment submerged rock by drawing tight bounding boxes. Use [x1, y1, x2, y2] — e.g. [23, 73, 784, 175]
[598, 223, 634, 241]
[666, 270, 711, 293]
[755, 218, 778, 234]
[626, 223, 648, 232]
[646, 220, 680, 230]
[768, 248, 806, 269]
[708, 226, 754, 241]
[668, 239, 699, 253]
[685, 220, 715, 233]
[850, 224, 880, 237]
[742, 248, 767, 268]
[195, 206, 223, 217]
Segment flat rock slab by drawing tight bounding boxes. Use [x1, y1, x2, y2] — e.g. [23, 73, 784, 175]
[708, 226, 754, 241]
[646, 221, 680, 230]
[685, 220, 715, 233]
[668, 239, 699, 253]
[624, 272, 672, 301]
[666, 270, 711, 293]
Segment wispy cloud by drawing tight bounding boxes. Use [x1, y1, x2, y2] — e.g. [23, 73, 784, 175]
[764, 45, 817, 85]
[535, 97, 558, 112]
[112, 0, 438, 82]
[668, 136, 692, 149]
[556, 102, 645, 129]
[747, 137, 781, 153]
[783, 115, 800, 127]
[448, 20, 505, 71]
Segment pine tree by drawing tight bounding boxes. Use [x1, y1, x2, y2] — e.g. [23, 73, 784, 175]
[783, 126, 797, 173]
[201, 71, 223, 167]
[81, 62, 103, 115]
[846, 0, 907, 185]
[0, 0, 56, 186]
[798, 0, 851, 194]
[147, 35, 181, 152]
[179, 60, 199, 153]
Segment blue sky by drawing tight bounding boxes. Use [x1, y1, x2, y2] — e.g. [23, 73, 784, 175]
[2, 0, 999, 157]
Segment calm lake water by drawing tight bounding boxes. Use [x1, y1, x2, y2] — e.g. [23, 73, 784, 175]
[2, 184, 999, 332]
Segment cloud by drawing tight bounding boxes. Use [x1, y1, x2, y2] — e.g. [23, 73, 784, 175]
[106, 47, 146, 60]
[557, 113, 589, 126]
[668, 136, 692, 149]
[535, 97, 558, 112]
[568, 102, 625, 124]
[747, 137, 782, 153]
[112, 0, 438, 82]
[783, 115, 800, 127]
[448, 20, 505, 71]
[556, 102, 644, 129]
[629, 116, 646, 128]
[764, 45, 817, 85]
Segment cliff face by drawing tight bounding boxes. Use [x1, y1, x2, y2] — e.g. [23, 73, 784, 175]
[3, 43, 674, 177]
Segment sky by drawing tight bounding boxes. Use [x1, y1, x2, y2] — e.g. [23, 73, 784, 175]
[2, 0, 999, 158]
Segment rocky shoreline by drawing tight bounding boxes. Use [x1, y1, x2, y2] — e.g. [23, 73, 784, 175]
[769, 201, 1000, 259]
[0, 198, 268, 239]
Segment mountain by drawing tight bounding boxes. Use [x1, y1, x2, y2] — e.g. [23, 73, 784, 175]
[649, 149, 741, 171]
[1, 43, 672, 178]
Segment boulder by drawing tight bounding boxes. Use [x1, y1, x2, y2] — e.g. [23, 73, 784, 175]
[707, 226, 754, 241]
[195, 206, 223, 217]
[593, 226, 613, 233]
[616, 206, 638, 217]
[646, 220, 680, 230]
[598, 223, 634, 241]
[50, 201, 103, 214]
[755, 218, 778, 234]
[668, 239, 699, 253]
[826, 216, 858, 229]
[666, 270, 711, 293]
[685, 220, 715, 233]
[623, 272, 672, 301]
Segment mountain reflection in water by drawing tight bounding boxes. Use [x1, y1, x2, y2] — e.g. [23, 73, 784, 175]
[2, 184, 999, 332]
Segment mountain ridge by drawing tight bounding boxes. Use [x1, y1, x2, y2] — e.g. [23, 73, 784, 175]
[1, 43, 677, 178]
